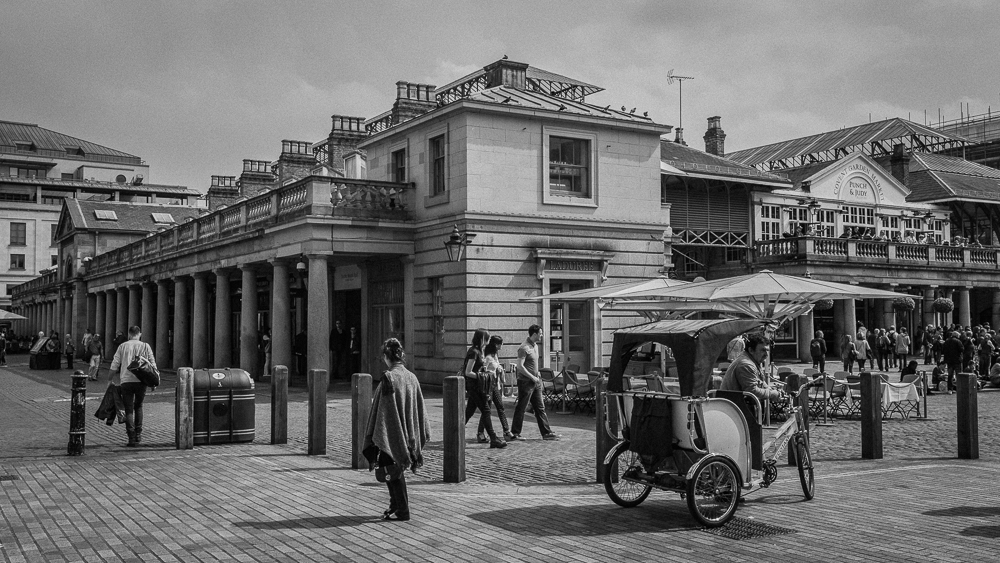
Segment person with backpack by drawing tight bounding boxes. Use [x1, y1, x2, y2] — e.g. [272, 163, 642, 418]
[977, 333, 995, 378]
[809, 331, 827, 373]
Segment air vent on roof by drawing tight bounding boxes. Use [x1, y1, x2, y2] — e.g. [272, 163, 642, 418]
[151, 212, 175, 224]
[94, 210, 118, 221]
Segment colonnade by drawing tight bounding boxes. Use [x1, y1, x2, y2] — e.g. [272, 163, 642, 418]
[795, 285, 990, 362]
[16, 257, 336, 379]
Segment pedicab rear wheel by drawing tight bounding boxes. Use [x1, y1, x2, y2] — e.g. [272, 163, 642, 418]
[793, 433, 815, 500]
[686, 456, 740, 527]
[603, 442, 652, 508]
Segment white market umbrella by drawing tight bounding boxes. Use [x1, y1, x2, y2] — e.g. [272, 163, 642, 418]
[0, 310, 26, 321]
[615, 270, 916, 321]
[522, 276, 688, 302]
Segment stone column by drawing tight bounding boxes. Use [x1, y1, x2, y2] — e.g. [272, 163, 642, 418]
[62, 290, 76, 346]
[104, 290, 116, 348]
[55, 293, 64, 337]
[923, 287, 937, 330]
[402, 256, 415, 373]
[797, 311, 814, 363]
[214, 269, 233, 368]
[192, 273, 210, 368]
[881, 298, 895, 332]
[173, 277, 191, 369]
[271, 261, 291, 377]
[956, 287, 972, 328]
[86, 293, 97, 336]
[240, 266, 259, 377]
[95, 292, 106, 345]
[155, 280, 171, 368]
[128, 285, 141, 329]
[115, 287, 128, 337]
[992, 289, 1000, 330]
[307, 255, 330, 379]
[141, 283, 155, 346]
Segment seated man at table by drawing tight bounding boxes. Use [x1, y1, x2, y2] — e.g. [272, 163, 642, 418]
[720, 333, 785, 404]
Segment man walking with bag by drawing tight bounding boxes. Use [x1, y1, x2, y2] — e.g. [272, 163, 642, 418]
[109, 326, 158, 447]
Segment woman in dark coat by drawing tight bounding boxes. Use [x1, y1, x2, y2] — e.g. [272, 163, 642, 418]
[363, 338, 430, 522]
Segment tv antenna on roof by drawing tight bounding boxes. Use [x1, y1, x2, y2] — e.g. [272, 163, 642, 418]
[666, 69, 695, 132]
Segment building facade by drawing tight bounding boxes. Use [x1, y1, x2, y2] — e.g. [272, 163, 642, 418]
[0, 120, 199, 316]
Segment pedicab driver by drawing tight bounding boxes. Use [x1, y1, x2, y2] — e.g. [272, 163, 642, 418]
[720, 333, 785, 403]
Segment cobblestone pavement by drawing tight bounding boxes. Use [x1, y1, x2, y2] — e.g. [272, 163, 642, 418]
[2, 358, 999, 562]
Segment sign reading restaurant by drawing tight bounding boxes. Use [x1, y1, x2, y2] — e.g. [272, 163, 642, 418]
[833, 162, 885, 203]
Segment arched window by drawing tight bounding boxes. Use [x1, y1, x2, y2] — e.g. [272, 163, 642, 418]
[115, 174, 127, 184]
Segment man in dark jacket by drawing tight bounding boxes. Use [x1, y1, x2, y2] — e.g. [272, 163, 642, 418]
[942, 332, 964, 392]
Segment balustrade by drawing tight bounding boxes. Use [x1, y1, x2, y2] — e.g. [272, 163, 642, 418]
[246, 197, 272, 225]
[331, 180, 410, 214]
[220, 206, 243, 231]
[814, 238, 847, 256]
[896, 244, 927, 261]
[970, 248, 997, 265]
[935, 246, 962, 262]
[856, 241, 888, 259]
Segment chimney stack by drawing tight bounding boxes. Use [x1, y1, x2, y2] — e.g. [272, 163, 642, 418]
[238, 159, 276, 198]
[674, 127, 686, 146]
[392, 82, 437, 124]
[890, 143, 910, 186]
[207, 175, 238, 212]
[273, 140, 316, 186]
[703, 116, 726, 156]
[326, 116, 367, 172]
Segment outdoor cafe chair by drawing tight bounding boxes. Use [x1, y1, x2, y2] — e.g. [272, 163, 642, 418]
[564, 369, 595, 414]
[539, 368, 558, 406]
[808, 375, 836, 418]
[803, 368, 820, 377]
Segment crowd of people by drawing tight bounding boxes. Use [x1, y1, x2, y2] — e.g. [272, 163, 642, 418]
[779, 224, 989, 247]
[805, 321, 1000, 392]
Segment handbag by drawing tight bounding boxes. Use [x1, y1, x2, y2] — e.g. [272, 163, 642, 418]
[127, 350, 160, 388]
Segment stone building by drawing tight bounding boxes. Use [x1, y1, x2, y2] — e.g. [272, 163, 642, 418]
[0, 120, 199, 318]
[11, 58, 679, 384]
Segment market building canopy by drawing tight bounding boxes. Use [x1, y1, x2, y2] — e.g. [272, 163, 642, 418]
[727, 118, 969, 171]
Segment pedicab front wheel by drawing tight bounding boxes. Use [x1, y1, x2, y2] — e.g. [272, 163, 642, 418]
[686, 455, 740, 527]
[603, 442, 652, 508]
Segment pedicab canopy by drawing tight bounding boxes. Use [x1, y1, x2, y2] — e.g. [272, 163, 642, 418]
[607, 318, 770, 397]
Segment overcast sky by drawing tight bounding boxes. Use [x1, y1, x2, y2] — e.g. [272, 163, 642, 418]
[3, 1, 998, 193]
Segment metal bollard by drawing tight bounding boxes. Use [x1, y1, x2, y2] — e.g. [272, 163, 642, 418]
[271, 365, 288, 445]
[860, 371, 883, 459]
[307, 369, 329, 455]
[175, 367, 194, 450]
[956, 373, 979, 459]
[443, 376, 466, 483]
[351, 373, 372, 469]
[67, 370, 88, 456]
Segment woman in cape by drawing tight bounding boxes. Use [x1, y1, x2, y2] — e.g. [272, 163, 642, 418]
[363, 338, 430, 522]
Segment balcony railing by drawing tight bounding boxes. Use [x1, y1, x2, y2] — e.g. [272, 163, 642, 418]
[10, 177, 415, 296]
[756, 236, 1000, 269]
[10, 270, 59, 300]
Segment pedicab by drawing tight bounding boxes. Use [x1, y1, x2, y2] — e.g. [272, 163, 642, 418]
[601, 318, 819, 527]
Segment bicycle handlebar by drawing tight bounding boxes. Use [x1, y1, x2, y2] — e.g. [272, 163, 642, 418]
[786, 377, 825, 399]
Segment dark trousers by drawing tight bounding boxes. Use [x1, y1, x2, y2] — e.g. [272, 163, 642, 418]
[979, 357, 991, 377]
[120, 382, 147, 438]
[811, 356, 825, 374]
[463, 378, 498, 440]
[856, 358, 867, 371]
[65, 352, 74, 369]
[875, 351, 885, 372]
[947, 363, 961, 390]
[896, 353, 907, 371]
[379, 452, 408, 517]
[511, 379, 552, 437]
[477, 384, 509, 435]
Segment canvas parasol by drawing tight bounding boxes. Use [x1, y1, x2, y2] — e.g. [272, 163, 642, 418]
[522, 276, 688, 302]
[611, 270, 917, 322]
[0, 310, 26, 321]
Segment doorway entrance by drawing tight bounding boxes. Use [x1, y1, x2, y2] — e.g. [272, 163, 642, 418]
[548, 280, 592, 373]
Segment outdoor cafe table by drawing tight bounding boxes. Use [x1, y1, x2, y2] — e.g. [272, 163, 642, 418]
[838, 378, 921, 419]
